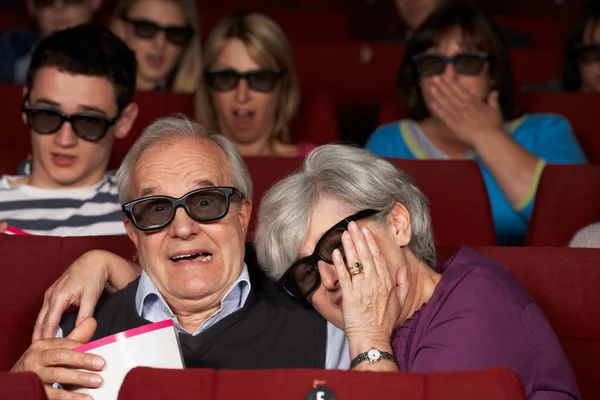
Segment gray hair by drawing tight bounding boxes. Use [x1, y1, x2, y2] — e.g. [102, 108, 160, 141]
[255, 144, 436, 281]
[116, 115, 253, 204]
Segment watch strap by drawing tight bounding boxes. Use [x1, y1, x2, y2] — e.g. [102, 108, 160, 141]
[350, 348, 395, 369]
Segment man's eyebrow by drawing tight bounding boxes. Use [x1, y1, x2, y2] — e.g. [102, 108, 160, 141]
[31, 98, 60, 107]
[195, 179, 217, 188]
[78, 105, 109, 117]
[139, 187, 159, 198]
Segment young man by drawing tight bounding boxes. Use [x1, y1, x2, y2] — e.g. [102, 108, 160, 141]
[0, 24, 138, 236]
[0, 0, 103, 84]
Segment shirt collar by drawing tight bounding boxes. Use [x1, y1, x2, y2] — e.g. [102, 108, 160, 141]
[135, 264, 251, 323]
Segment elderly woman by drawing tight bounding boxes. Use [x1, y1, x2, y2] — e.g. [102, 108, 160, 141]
[33, 145, 579, 398]
[367, 4, 587, 245]
[195, 12, 316, 157]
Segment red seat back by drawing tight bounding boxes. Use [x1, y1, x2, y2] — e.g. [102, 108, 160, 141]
[0, 235, 135, 370]
[519, 92, 600, 163]
[117, 366, 524, 400]
[242, 157, 495, 247]
[493, 16, 561, 49]
[392, 159, 496, 247]
[0, 83, 30, 175]
[200, 11, 349, 42]
[0, 371, 47, 400]
[473, 246, 600, 400]
[526, 165, 600, 246]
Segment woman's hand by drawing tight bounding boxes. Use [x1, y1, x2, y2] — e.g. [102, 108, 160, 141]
[32, 250, 141, 341]
[429, 76, 503, 145]
[332, 221, 410, 362]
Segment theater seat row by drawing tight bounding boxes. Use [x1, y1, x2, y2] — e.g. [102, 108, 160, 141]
[0, 234, 598, 398]
[1, 366, 526, 400]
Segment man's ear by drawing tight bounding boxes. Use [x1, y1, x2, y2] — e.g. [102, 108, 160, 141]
[115, 102, 138, 140]
[21, 86, 30, 126]
[124, 216, 140, 249]
[387, 201, 412, 247]
[238, 199, 253, 238]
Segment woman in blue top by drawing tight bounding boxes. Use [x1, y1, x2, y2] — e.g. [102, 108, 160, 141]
[366, 4, 587, 245]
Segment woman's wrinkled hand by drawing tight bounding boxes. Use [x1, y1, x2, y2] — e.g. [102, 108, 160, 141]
[429, 76, 503, 145]
[332, 222, 409, 347]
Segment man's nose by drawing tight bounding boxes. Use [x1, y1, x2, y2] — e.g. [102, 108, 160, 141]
[52, 121, 78, 147]
[168, 207, 200, 239]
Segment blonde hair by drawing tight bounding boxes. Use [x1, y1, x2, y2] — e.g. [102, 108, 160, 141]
[196, 12, 300, 143]
[110, 0, 202, 93]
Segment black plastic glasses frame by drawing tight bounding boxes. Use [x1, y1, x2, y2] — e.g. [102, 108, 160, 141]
[123, 186, 243, 231]
[278, 209, 379, 299]
[22, 106, 119, 143]
[121, 15, 194, 47]
[204, 68, 284, 93]
[412, 51, 490, 77]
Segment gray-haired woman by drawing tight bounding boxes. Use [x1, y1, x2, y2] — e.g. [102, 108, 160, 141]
[33, 145, 578, 398]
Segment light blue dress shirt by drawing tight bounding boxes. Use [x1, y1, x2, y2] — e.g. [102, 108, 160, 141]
[56, 266, 350, 369]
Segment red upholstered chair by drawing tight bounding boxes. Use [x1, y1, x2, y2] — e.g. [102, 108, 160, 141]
[0, 10, 34, 34]
[107, 91, 195, 169]
[493, 16, 561, 49]
[0, 83, 30, 175]
[519, 92, 600, 163]
[242, 157, 495, 247]
[526, 165, 600, 246]
[200, 11, 349, 42]
[292, 90, 339, 145]
[242, 156, 304, 240]
[392, 159, 496, 247]
[472, 246, 600, 400]
[511, 49, 561, 89]
[117, 367, 523, 400]
[0, 371, 47, 400]
[214, 367, 523, 400]
[0, 235, 135, 371]
[118, 367, 216, 400]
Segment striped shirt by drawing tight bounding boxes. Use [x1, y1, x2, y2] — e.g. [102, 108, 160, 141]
[0, 173, 126, 236]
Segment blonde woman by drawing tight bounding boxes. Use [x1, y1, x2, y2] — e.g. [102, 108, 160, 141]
[196, 12, 316, 157]
[111, 0, 201, 93]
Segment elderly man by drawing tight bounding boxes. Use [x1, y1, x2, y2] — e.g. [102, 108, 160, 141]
[11, 116, 348, 398]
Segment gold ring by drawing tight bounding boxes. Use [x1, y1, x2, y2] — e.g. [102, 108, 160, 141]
[349, 268, 364, 276]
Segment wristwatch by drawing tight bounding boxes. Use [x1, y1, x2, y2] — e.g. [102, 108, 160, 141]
[350, 347, 395, 369]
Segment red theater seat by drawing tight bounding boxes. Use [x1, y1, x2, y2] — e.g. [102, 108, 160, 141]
[0, 235, 135, 370]
[0, 11, 34, 34]
[519, 92, 600, 163]
[242, 157, 495, 247]
[493, 16, 561, 49]
[117, 366, 524, 400]
[472, 246, 600, 400]
[0, 371, 47, 400]
[526, 165, 600, 246]
[200, 11, 349, 42]
[0, 83, 30, 175]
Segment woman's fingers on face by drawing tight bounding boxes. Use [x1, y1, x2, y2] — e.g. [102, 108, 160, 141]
[342, 228, 364, 282]
[332, 248, 352, 290]
[362, 227, 388, 279]
[347, 222, 374, 278]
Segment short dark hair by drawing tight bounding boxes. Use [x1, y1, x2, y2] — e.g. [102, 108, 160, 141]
[562, 1, 600, 91]
[398, 4, 516, 121]
[26, 24, 137, 111]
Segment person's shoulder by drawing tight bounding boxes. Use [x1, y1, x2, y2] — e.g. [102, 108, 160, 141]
[366, 119, 412, 155]
[0, 175, 27, 190]
[514, 113, 572, 133]
[370, 120, 404, 138]
[569, 222, 600, 248]
[0, 30, 37, 53]
[440, 246, 534, 311]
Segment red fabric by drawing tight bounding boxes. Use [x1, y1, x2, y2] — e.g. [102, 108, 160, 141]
[520, 92, 600, 163]
[470, 246, 600, 400]
[0, 235, 135, 371]
[526, 165, 600, 246]
[493, 16, 561, 49]
[292, 90, 339, 145]
[200, 11, 349, 42]
[392, 159, 496, 247]
[242, 157, 495, 247]
[0, 371, 47, 400]
[118, 367, 216, 400]
[116, 367, 523, 400]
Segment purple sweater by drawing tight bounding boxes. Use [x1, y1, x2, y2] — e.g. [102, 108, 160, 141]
[392, 246, 580, 400]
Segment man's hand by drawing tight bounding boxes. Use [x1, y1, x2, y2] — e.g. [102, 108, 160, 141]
[0, 222, 7, 233]
[12, 318, 105, 400]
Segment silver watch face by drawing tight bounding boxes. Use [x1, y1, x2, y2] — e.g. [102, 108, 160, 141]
[367, 349, 381, 362]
